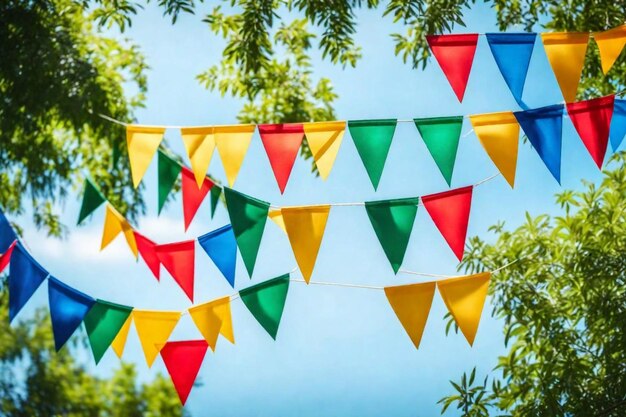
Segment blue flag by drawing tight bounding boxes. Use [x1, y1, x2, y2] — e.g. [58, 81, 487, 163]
[198, 224, 237, 287]
[9, 243, 48, 322]
[610, 99, 626, 151]
[0, 208, 17, 253]
[514, 104, 564, 183]
[48, 277, 95, 351]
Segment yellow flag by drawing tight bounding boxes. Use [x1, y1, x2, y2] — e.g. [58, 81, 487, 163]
[214, 124, 256, 186]
[126, 125, 165, 188]
[111, 315, 132, 359]
[281, 205, 331, 283]
[268, 210, 287, 234]
[384, 281, 436, 349]
[101, 205, 138, 258]
[437, 272, 491, 346]
[541, 32, 589, 102]
[469, 112, 519, 188]
[188, 296, 234, 351]
[593, 25, 626, 74]
[303, 121, 345, 180]
[132, 310, 181, 367]
[181, 127, 216, 188]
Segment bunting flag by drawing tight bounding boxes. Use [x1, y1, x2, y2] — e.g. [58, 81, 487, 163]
[198, 225, 237, 288]
[611, 99, 626, 151]
[188, 296, 235, 350]
[214, 124, 256, 187]
[348, 119, 397, 190]
[303, 121, 346, 180]
[126, 125, 165, 188]
[0, 241, 16, 273]
[384, 281, 436, 349]
[110, 315, 132, 358]
[566, 95, 614, 169]
[365, 198, 420, 274]
[83, 299, 133, 364]
[514, 104, 564, 183]
[485, 33, 536, 106]
[437, 272, 491, 346]
[426, 34, 479, 102]
[48, 277, 95, 351]
[9, 243, 48, 321]
[160, 340, 209, 405]
[258, 124, 305, 194]
[223, 188, 270, 277]
[77, 179, 106, 225]
[181, 127, 216, 188]
[469, 111, 520, 187]
[181, 167, 214, 230]
[239, 274, 290, 340]
[280, 206, 331, 283]
[101, 205, 138, 258]
[0, 208, 17, 253]
[540, 33, 589, 102]
[268, 210, 287, 234]
[593, 25, 626, 74]
[155, 241, 196, 302]
[132, 310, 181, 367]
[209, 186, 222, 218]
[421, 186, 473, 262]
[414, 116, 463, 185]
[134, 232, 161, 280]
[158, 150, 181, 215]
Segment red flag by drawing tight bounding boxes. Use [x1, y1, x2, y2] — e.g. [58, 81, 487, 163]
[155, 240, 195, 302]
[258, 124, 304, 194]
[160, 340, 208, 405]
[421, 186, 473, 261]
[0, 240, 16, 273]
[427, 34, 479, 102]
[134, 232, 160, 280]
[566, 94, 614, 169]
[181, 167, 214, 230]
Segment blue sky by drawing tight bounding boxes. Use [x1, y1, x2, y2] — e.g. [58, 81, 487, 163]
[12, 2, 612, 416]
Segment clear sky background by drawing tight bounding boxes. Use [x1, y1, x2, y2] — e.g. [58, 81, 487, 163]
[12, 2, 612, 416]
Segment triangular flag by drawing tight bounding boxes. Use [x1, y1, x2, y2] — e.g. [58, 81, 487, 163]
[365, 197, 420, 274]
[239, 274, 290, 340]
[110, 315, 132, 358]
[514, 104, 564, 183]
[593, 25, 626, 74]
[348, 119, 397, 190]
[469, 111, 520, 188]
[181, 127, 216, 188]
[281, 205, 330, 283]
[77, 179, 106, 225]
[384, 281, 436, 349]
[210, 186, 222, 218]
[134, 232, 161, 280]
[198, 225, 237, 288]
[133, 310, 181, 367]
[566, 95, 614, 168]
[188, 296, 235, 350]
[214, 124, 256, 186]
[126, 125, 165, 188]
[83, 299, 133, 364]
[485, 33, 536, 106]
[160, 340, 209, 405]
[181, 167, 214, 231]
[0, 241, 16, 274]
[258, 124, 304, 194]
[414, 116, 463, 185]
[100, 205, 138, 258]
[48, 277, 95, 351]
[303, 121, 346, 180]
[0, 208, 18, 253]
[268, 210, 287, 234]
[421, 186, 473, 262]
[223, 188, 269, 277]
[541, 32, 589, 102]
[437, 272, 491, 346]
[157, 150, 181, 215]
[9, 243, 48, 321]
[610, 99, 626, 151]
[155, 240, 196, 302]
[427, 34, 479, 102]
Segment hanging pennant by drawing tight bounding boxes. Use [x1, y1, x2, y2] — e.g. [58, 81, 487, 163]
[48, 277, 95, 351]
[110, 315, 132, 359]
[9, 243, 48, 321]
[188, 296, 235, 350]
[0, 208, 17, 253]
[280, 205, 331, 283]
[0, 241, 16, 273]
[133, 310, 181, 367]
[469, 111, 520, 188]
[258, 123, 305, 194]
[198, 225, 237, 288]
[181, 167, 214, 231]
[514, 104, 564, 183]
[303, 121, 346, 180]
[426, 34, 479, 102]
[540, 33, 589, 102]
[134, 232, 161, 280]
[83, 299, 133, 364]
[155, 240, 196, 302]
[214, 124, 256, 187]
[348, 119, 397, 190]
[610, 99, 626, 151]
[414, 116, 463, 186]
[181, 127, 216, 188]
[365, 197, 420, 274]
[384, 281, 436, 349]
[566, 95, 614, 169]
[268, 210, 287, 234]
[437, 272, 491, 346]
[77, 179, 106, 225]
[239, 274, 290, 340]
[210, 186, 222, 219]
[157, 150, 181, 215]
[126, 125, 165, 188]
[593, 25, 626, 74]
[101, 205, 138, 258]
[160, 340, 209, 405]
[421, 186, 473, 262]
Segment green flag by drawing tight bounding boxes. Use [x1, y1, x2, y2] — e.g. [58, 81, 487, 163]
[210, 186, 222, 219]
[365, 197, 419, 274]
[347, 119, 397, 190]
[83, 299, 133, 364]
[157, 150, 181, 214]
[239, 274, 290, 339]
[223, 187, 270, 277]
[414, 116, 463, 186]
[77, 179, 106, 225]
